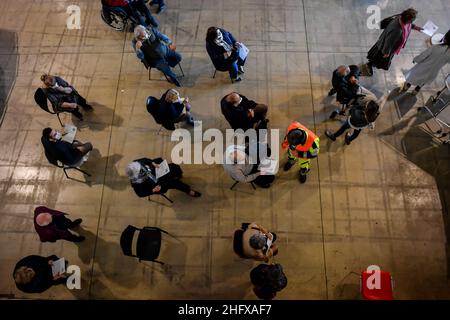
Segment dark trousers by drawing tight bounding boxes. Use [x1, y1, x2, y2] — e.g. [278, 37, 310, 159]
[130, 0, 159, 28]
[334, 120, 361, 142]
[229, 57, 246, 79]
[160, 179, 191, 194]
[155, 50, 182, 83]
[152, 0, 165, 5]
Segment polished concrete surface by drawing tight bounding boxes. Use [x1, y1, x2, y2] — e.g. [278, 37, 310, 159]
[1, 0, 450, 299]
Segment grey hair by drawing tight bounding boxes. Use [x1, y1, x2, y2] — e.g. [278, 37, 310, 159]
[126, 161, 142, 180]
[249, 233, 267, 250]
[134, 25, 147, 38]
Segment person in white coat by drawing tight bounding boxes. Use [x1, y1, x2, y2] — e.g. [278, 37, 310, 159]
[400, 30, 450, 95]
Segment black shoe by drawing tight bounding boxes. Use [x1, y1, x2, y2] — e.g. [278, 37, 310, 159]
[329, 110, 338, 119]
[299, 168, 309, 184]
[231, 77, 242, 83]
[72, 236, 85, 242]
[328, 88, 337, 96]
[283, 159, 295, 171]
[189, 190, 201, 197]
[325, 130, 336, 141]
[238, 66, 245, 74]
[73, 109, 83, 120]
[157, 4, 166, 14]
[169, 78, 181, 87]
[69, 218, 82, 228]
[345, 132, 352, 145]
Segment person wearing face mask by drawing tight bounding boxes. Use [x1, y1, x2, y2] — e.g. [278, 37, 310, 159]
[41, 127, 93, 166]
[126, 158, 201, 198]
[281, 121, 320, 184]
[221, 92, 269, 131]
[132, 25, 182, 86]
[40, 74, 93, 121]
[206, 26, 246, 83]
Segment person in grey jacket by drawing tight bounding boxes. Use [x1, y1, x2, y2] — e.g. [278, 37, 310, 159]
[365, 8, 423, 76]
[400, 30, 450, 95]
[325, 98, 381, 145]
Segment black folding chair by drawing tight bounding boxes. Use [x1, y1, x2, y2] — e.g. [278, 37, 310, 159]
[120, 225, 172, 265]
[34, 88, 63, 126]
[230, 180, 256, 191]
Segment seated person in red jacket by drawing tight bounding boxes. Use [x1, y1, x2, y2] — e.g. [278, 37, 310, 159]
[34, 206, 85, 243]
[13, 255, 67, 294]
[126, 158, 201, 198]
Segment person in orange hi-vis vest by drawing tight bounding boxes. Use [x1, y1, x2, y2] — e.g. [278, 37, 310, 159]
[281, 121, 320, 184]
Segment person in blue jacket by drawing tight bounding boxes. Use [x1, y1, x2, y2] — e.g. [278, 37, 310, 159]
[206, 26, 246, 83]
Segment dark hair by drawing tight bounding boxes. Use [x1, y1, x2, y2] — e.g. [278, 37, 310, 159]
[42, 127, 52, 139]
[400, 8, 418, 24]
[206, 26, 218, 43]
[443, 29, 450, 46]
[365, 101, 380, 123]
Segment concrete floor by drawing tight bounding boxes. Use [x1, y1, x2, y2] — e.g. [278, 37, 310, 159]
[1, 0, 450, 299]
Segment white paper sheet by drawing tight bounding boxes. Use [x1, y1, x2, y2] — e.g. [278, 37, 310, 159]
[258, 158, 278, 175]
[422, 20, 439, 37]
[61, 124, 77, 144]
[51, 257, 66, 277]
[238, 43, 249, 60]
[156, 160, 170, 180]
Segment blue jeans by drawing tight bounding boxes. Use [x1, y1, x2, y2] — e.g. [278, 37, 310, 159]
[229, 56, 246, 79]
[155, 50, 182, 85]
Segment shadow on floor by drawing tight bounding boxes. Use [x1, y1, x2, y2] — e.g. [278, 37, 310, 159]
[0, 29, 18, 127]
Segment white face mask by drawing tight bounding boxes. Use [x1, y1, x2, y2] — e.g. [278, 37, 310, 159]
[53, 131, 62, 140]
[216, 30, 223, 41]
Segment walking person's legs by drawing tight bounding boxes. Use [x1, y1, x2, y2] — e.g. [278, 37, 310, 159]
[325, 120, 351, 141]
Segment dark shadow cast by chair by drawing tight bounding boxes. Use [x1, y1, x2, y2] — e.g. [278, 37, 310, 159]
[74, 102, 124, 131]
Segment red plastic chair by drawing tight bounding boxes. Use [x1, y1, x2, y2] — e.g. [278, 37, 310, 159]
[361, 270, 394, 300]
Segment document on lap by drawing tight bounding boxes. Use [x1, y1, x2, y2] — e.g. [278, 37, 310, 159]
[258, 158, 278, 175]
[61, 124, 77, 144]
[51, 257, 65, 276]
[156, 160, 170, 179]
[239, 43, 249, 60]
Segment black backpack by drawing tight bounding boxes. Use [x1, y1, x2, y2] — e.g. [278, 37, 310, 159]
[380, 14, 399, 29]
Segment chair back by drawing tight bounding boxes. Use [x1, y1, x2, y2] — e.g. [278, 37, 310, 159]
[233, 229, 246, 258]
[120, 225, 138, 257]
[136, 227, 162, 261]
[146, 96, 164, 124]
[34, 88, 54, 114]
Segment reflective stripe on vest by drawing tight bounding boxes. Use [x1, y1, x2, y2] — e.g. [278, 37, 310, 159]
[282, 122, 317, 152]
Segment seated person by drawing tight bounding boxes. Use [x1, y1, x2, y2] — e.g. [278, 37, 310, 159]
[41, 127, 93, 166]
[206, 26, 246, 83]
[126, 158, 201, 198]
[34, 206, 85, 243]
[132, 25, 182, 87]
[250, 263, 287, 300]
[40, 74, 93, 121]
[221, 92, 268, 131]
[13, 255, 67, 293]
[242, 222, 278, 262]
[157, 89, 194, 129]
[223, 144, 275, 188]
[149, 0, 166, 14]
[102, 0, 158, 28]
[325, 98, 380, 145]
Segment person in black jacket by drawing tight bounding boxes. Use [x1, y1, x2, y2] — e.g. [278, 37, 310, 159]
[13, 255, 67, 293]
[41, 74, 93, 121]
[325, 99, 381, 145]
[221, 92, 268, 131]
[157, 89, 194, 129]
[41, 127, 92, 166]
[126, 158, 201, 198]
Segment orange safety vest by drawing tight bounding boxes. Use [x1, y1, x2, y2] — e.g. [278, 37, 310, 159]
[282, 122, 318, 152]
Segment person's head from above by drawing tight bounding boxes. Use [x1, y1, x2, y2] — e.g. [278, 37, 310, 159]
[287, 128, 306, 148]
[249, 233, 267, 250]
[365, 100, 381, 123]
[126, 161, 149, 184]
[232, 148, 247, 164]
[14, 266, 36, 285]
[400, 8, 418, 24]
[165, 89, 181, 103]
[337, 65, 350, 77]
[42, 127, 62, 141]
[206, 26, 219, 43]
[40, 74, 56, 87]
[35, 212, 53, 227]
[134, 25, 150, 42]
[226, 92, 242, 107]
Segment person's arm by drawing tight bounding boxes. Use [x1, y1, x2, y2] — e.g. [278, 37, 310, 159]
[153, 28, 172, 45]
[227, 30, 238, 46]
[240, 95, 258, 109]
[132, 39, 145, 61]
[56, 77, 70, 88]
[298, 139, 320, 159]
[230, 166, 260, 183]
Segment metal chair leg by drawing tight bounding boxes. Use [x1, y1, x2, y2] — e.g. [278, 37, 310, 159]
[148, 67, 151, 80]
[153, 259, 164, 265]
[178, 63, 185, 77]
[56, 113, 63, 126]
[73, 167, 91, 177]
[230, 181, 239, 190]
[161, 194, 174, 203]
[213, 69, 217, 79]
[250, 182, 256, 190]
[63, 167, 70, 179]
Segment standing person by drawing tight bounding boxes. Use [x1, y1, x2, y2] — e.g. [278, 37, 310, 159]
[206, 26, 246, 83]
[325, 99, 381, 145]
[250, 263, 288, 300]
[282, 122, 320, 184]
[365, 8, 423, 76]
[400, 30, 450, 95]
[149, 0, 166, 14]
[34, 206, 85, 243]
[13, 255, 67, 293]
